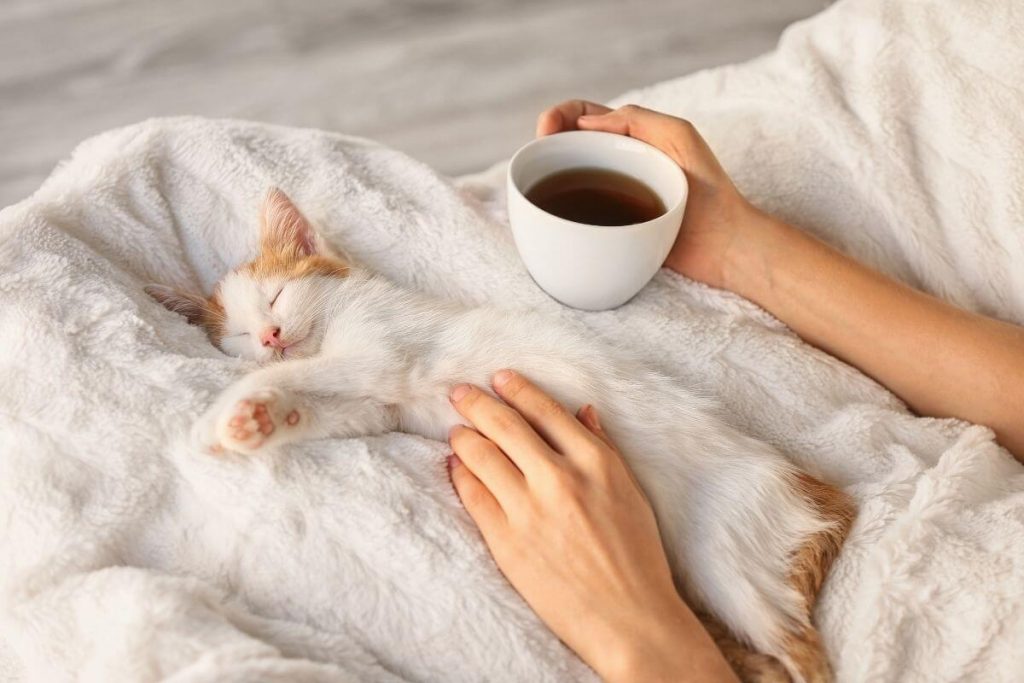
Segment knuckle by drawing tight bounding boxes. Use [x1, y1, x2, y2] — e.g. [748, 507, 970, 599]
[589, 455, 619, 488]
[477, 439, 504, 466]
[499, 373, 529, 399]
[491, 407, 520, 434]
[462, 482, 490, 510]
[559, 483, 587, 513]
[459, 387, 481, 409]
[619, 103, 641, 115]
[672, 117, 697, 137]
[536, 394, 567, 420]
[448, 424, 474, 447]
[549, 467, 582, 494]
[580, 439, 609, 463]
[450, 427, 494, 463]
[527, 451, 560, 479]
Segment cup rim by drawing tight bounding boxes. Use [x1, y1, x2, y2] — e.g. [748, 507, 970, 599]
[507, 130, 687, 231]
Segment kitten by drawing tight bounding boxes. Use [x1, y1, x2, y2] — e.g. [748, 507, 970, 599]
[148, 188, 854, 683]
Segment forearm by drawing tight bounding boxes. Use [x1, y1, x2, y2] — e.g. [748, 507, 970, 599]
[720, 213, 1024, 461]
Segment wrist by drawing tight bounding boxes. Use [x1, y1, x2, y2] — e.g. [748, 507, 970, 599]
[720, 210, 799, 307]
[599, 602, 688, 683]
[598, 598, 736, 683]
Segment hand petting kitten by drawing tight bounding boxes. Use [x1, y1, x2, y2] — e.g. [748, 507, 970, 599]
[448, 372, 739, 683]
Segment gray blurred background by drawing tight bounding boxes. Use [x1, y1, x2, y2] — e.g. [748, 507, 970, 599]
[0, 0, 826, 208]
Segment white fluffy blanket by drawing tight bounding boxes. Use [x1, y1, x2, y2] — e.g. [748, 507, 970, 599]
[2, 0, 1023, 680]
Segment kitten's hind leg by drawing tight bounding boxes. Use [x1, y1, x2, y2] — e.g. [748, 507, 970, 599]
[639, 436, 852, 683]
[711, 470, 854, 683]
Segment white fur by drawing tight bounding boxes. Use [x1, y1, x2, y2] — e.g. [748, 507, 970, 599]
[200, 260, 830, 678]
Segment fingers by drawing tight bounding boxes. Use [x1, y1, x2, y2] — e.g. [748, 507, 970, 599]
[576, 103, 681, 138]
[492, 370, 601, 457]
[535, 99, 612, 137]
[538, 102, 725, 185]
[449, 424, 525, 505]
[576, 104, 710, 172]
[448, 454, 505, 535]
[450, 383, 558, 479]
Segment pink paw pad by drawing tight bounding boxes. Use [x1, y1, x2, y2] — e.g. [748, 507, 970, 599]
[219, 391, 301, 452]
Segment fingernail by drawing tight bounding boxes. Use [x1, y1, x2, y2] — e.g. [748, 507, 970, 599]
[450, 384, 471, 402]
[493, 369, 514, 388]
[447, 454, 462, 470]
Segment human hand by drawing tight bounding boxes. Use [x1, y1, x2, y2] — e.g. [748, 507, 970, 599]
[447, 370, 737, 683]
[536, 100, 768, 291]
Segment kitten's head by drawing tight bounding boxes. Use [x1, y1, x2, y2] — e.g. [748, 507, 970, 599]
[148, 188, 349, 362]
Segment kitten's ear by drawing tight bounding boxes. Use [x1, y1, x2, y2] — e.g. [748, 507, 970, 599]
[260, 187, 340, 259]
[145, 284, 212, 327]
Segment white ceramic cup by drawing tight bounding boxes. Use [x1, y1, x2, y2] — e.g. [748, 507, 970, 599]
[507, 130, 688, 311]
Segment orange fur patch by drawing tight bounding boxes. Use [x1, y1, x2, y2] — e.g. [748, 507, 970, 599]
[789, 474, 855, 608]
[701, 612, 792, 683]
[242, 250, 349, 281]
[707, 473, 853, 683]
[779, 473, 856, 683]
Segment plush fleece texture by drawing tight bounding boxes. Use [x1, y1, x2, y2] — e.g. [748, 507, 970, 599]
[1, 0, 1023, 680]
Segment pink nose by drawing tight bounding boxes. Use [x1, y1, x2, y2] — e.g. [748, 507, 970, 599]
[260, 326, 283, 348]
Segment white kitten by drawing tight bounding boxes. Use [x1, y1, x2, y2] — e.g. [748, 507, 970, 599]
[149, 189, 853, 683]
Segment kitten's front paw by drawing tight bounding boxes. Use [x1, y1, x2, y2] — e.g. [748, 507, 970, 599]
[214, 389, 303, 455]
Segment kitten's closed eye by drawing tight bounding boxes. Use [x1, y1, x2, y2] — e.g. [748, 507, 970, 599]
[270, 287, 284, 308]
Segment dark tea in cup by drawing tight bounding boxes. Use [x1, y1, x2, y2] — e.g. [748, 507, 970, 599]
[525, 167, 667, 226]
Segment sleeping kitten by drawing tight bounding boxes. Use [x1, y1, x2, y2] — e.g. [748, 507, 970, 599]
[148, 188, 854, 683]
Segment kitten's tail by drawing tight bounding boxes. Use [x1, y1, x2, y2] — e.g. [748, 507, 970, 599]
[703, 614, 793, 683]
[777, 473, 856, 683]
[711, 472, 854, 683]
